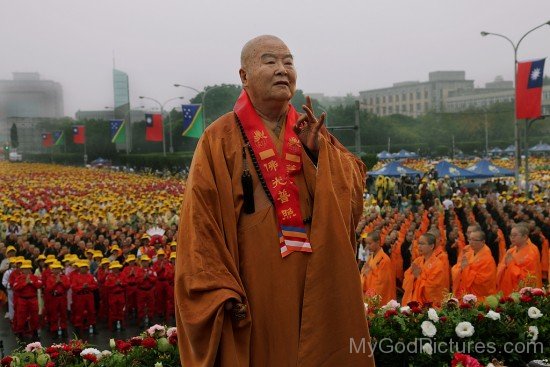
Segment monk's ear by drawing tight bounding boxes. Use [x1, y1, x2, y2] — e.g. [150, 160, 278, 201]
[239, 68, 248, 87]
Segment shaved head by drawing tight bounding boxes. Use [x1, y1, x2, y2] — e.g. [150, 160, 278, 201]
[240, 35, 286, 70]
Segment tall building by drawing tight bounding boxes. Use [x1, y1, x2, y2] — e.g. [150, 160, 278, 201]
[0, 73, 64, 153]
[359, 71, 474, 117]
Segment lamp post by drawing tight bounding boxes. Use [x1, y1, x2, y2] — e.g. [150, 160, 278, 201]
[174, 84, 223, 130]
[138, 96, 184, 155]
[481, 20, 550, 187]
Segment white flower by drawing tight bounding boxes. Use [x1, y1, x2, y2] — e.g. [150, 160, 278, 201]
[101, 350, 112, 357]
[81, 348, 101, 357]
[486, 363, 495, 367]
[154, 363, 163, 367]
[25, 341, 43, 352]
[427, 308, 439, 323]
[147, 324, 166, 336]
[462, 294, 477, 304]
[528, 306, 543, 319]
[384, 300, 400, 310]
[485, 310, 501, 321]
[528, 326, 539, 342]
[455, 321, 475, 338]
[109, 338, 116, 349]
[421, 320, 437, 337]
[167, 327, 177, 338]
[364, 303, 369, 314]
[422, 342, 433, 355]
[400, 306, 411, 314]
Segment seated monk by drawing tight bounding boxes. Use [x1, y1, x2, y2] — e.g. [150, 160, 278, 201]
[361, 231, 396, 304]
[451, 230, 496, 300]
[402, 233, 447, 307]
[429, 229, 450, 294]
[497, 223, 543, 296]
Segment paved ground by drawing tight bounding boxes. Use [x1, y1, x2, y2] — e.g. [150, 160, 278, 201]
[0, 304, 175, 356]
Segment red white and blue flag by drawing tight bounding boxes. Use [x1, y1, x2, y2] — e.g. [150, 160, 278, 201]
[73, 125, 86, 144]
[41, 132, 53, 147]
[516, 58, 546, 119]
[145, 114, 163, 142]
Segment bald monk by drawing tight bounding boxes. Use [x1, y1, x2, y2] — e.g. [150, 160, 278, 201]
[451, 230, 496, 300]
[429, 229, 450, 293]
[361, 231, 396, 304]
[175, 35, 374, 367]
[497, 223, 543, 296]
[402, 233, 447, 307]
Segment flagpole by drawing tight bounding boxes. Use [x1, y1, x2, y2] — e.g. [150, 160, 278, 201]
[139, 96, 184, 156]
[84, 127, 88, 166]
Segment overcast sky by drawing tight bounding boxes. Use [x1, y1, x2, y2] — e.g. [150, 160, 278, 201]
[2, 0, 550, 117]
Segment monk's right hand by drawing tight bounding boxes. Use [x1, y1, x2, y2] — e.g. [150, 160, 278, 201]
[225, 300, 247, 321]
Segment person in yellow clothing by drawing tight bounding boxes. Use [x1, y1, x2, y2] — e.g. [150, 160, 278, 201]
[361, 231, 396, 304]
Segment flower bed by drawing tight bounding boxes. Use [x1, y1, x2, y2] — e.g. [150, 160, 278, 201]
[368, 287, 550, 366]
[1, 325, 180, 367]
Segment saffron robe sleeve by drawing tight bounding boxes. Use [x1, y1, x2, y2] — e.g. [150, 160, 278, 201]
[497, 243, 542, 296]
[362, 250, 396, 304]
[402, 256, 446, 306]
[452, 246, 496, 300]
[175, 113, 374, 367]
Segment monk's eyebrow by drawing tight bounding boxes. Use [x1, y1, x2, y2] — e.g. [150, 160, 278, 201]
[261, 53, 294, 61]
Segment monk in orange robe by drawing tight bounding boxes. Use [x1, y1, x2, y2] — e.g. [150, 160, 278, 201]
[402, 233, 447, 307]
[175, 35, 374, 367]
[497, 223, 543, 296]
[451, 230, 496, 300]
[361, 231, 396, 304]
[430, 229, 450, 292]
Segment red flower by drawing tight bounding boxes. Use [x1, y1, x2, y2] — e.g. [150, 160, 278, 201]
[116, 340, 132, 354]
[451, 352, 483, 367]
[532, 288, 544, 296]
[130, 336, 143, 346]
[411, 306, 423, 314]
[422, 302, 433, 309]
[169, 334, 178, 345]
[141, 337, 157, 349]
[71, 348, 82, 356]
[520, 295, 533, 303]
[407, 301, 420, 309]
[477, 313, 484, 321]
[384, 309, 398, 318]
[1, 356, 12, 367]
[25, 364, 40, 367]
[459, 303, 472, 309]
[46, 346, 58, 354]
[62, 345, 72, 352]
[50, 352, 59, 359]
[82, 354, 97, 363]
[46, 362, 56, 367]
[440, 316, 447, 323]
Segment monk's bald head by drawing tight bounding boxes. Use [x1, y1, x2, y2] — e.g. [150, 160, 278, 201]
[240, 35, 287, 70]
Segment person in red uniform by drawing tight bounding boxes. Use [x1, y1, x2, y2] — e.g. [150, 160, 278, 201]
[8, 257, 25, 331]
[12, 260, 42, 340]
[96, 258, 110, 322]
[105, 261, 126, 331]
[135, 255, 157, 326]
[121, 254, 138, 321]
[165, 252, 176, 323]
[70, 260, 98, 335]
[153, 249, 169, 320]
[44, 261, 70, 337]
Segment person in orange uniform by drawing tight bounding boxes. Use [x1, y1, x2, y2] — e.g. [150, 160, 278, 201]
[153, 249, 169, 320]
[121, 255, 139, 320]
[12, 260, 42, 340]
[135, 255, 157, 326]
[70, 260, 98, 335]
[451, 230, 496, 300]
[402, 233, 447, 307]
[44, 261, 70, 337]
[497, 223, 542, 296]
[104, 261, 126, 331]
[360, 231, 396, 304]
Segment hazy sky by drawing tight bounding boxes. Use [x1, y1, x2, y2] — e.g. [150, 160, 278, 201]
[2, 0, 550, 117]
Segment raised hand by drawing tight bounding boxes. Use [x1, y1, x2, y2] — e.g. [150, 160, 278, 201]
[293, 96, 326, 157]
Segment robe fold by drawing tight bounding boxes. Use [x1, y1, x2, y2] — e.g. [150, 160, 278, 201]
[402, 254, 446, 307]
[175, 112, 374, 367]
[451, 245, 496, 300]
[362, 249, 396, 304]
[497, 243, 543, 296]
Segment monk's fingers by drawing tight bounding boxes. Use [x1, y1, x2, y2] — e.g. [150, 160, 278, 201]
[301, 105, 319, 127]
[312, 112, 326, 133]
[305, 96, 313, 113]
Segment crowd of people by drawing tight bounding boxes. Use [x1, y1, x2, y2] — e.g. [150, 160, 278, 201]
[357, 184, 550, 308]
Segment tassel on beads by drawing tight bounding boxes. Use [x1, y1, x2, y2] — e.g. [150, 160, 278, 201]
[242, 146, 255, 214]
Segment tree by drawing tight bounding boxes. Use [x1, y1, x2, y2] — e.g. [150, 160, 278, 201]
[10, 123, 18, 149]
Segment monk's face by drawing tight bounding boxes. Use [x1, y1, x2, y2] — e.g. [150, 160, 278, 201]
[418, 236, 434, 256]
[510, 228, 527, 247]
[469, 234, 484, 252]
[240, 37, 297, 104]
[366, 237, 380, 252]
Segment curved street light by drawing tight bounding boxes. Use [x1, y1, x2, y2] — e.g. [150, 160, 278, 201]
[174, 84, 226, 130]
[139, 96, 184, 155]
[480, 20, 550, 186]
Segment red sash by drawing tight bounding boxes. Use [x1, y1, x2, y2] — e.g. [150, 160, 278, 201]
[234, 91, 311, 258]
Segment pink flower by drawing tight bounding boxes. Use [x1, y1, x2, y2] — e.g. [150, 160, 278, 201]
[166, 327, 177, 338]
[147, 324, 166, 337]
[451, 352, 483, 367]
[25, 341, 43, 352]
[462, 294, 477, 304]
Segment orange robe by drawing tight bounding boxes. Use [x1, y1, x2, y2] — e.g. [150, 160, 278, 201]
[434, 246, 450, 292]
[497, 229, 507, 263]
[362, 250, 396, 304]
[451, 245, 496, 300]
[497, 243, 543, 296]
[175, 111, 374, 367]
[541, 235, 549, 281]
[402, 254, 447, 307]
[390, 239, 404, 282]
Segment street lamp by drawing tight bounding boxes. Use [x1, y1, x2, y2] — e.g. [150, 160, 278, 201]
[174, 84, 224, 130]
[138, 96, 184, 155]
[480, 20, 550, 186]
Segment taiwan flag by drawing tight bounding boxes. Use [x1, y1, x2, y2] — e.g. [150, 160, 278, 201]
[516, 58, 546, 119]
[145, 114, 163, 142]
[42, 133, 53, 147]
[73, 125, 86, 144]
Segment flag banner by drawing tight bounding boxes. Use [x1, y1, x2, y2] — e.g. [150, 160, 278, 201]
[73, 125, 86, 144]
[516, 58, 546, 119]
[182, 104, 204, 138]
[52, 131, 65, 146]
[41, 133, 53, 147]
[145, 114, 163, 142]
[110, 119, 126, 144]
